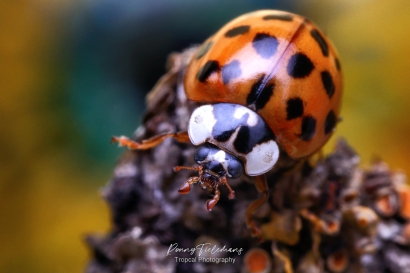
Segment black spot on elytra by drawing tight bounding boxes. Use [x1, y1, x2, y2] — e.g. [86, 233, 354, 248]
[211, 104, 275, 155]
[247, 77, 264, 105]
[310, 29, 329, 57]
[252, 33, 279, 59]
[263, 14, 293, 21]
[225, 25, 250, 37]
[255, 83, 274, 110]
[221, 60, 242, 84]
[324, 110, 337, 135]
[286, 98, 304, 120]
[335, 58, 341, 71]
[196, 60, 219, 82]
[234, 126, 251, 154]
[287, 53, 314, 78]
[195, 41, 213, 60]
[246, 76, 275, 111]
[321, 71, 335, 98]
[299, 116, 316, 141]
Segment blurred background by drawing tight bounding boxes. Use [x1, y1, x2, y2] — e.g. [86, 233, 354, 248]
[1, 0, 410, 272]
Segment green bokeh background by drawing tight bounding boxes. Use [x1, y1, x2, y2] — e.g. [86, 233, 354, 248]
[1, 0, 410, 272]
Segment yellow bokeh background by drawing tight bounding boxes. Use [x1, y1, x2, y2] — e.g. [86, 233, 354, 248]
[309, 0, 410, 169]
[1, 0, 410, 272]
[0, 1, 110, 272]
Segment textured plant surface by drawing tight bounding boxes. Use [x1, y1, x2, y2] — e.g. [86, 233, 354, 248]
[85, 48, 410, 273]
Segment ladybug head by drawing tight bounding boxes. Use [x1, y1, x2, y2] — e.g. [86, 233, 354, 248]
[173, 143, 242, 211]
[194, 143, 243, 179]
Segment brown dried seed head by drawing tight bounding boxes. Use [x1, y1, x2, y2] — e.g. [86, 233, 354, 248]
[326, 219, 341, 234]
[392, 171, 407, 187]
[374, 193, 397, 217]
[404, 222, 410, 236]
[244, 248, 272, 273]
[327, 250, 348, 273]
[342, 189, 359, 204]
[355, 237, 377, 254]
[393, 222, 410, 245]
[370, 160, 390, 173]
[261, 211, 302, 245]
[351, 206, 378, 230]
[398, 186, 410, 220]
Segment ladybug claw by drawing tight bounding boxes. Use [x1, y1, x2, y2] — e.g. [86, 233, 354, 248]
[206, 188, 221, 211]
[206, 199, 218, 211]
[178, 182, 191, 194]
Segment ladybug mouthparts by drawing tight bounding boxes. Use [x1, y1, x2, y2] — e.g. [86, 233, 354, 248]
[173, 143, 241, 211]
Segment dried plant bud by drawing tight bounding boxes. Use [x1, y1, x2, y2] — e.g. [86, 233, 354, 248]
[243, 248, 271, 273]
[326, 249, 348, 273]
[355, 237, 377, 254]
[261, 210, 302, 245]
[110, 229, 174, 271]
[392, 171, 407, 187]
[324, 218, 341, 235]
[374, 193, 398, 217]
[403, 222, 410, 240]
[297, 251, 322, 273]
[397, 185, 410, 220]
[393, 222, 410, 245]
[194, 236, 222, 258]
[377, 219, 401, 240]
[271, 242, 293, 273]
[363, 165, 392, 195]
[384, 242, 410, 272]
[326, 139, 360, 177]
[345, 206, 378, 232]
[299, 209, 340, 235]
[340, 189, 359, 207]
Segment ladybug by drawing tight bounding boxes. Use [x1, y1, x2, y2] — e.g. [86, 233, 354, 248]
[112, 10, 342, 239]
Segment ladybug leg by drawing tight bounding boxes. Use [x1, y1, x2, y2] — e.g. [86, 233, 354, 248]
[246, 174, 268, 241]
[174, 165, 203, 194]
[220, 176, 235, 200]
[177, 176, 200, 194]
[173, 165, 203, 172]
[206, 188, 221, 211]
[111, 131, 190, 150]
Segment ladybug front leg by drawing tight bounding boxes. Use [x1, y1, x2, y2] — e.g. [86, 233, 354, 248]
[111, 131, 190, 150]
[177, 176, 200, 194]
[174, 166, 203, 194]
[220, 176, 235, 200]
[246, 174, 269, 241]
[206, 188, 221, 212]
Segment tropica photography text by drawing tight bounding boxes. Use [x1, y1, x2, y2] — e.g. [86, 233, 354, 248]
[167, 243, 243, 264]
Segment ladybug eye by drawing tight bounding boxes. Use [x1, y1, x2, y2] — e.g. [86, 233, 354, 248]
[194, 145, 211, 163]
[227, 158, 243, 179]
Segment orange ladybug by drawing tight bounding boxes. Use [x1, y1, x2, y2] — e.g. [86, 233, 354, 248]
[112, 10, 342, 240]
[185, 10, 342, 159]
